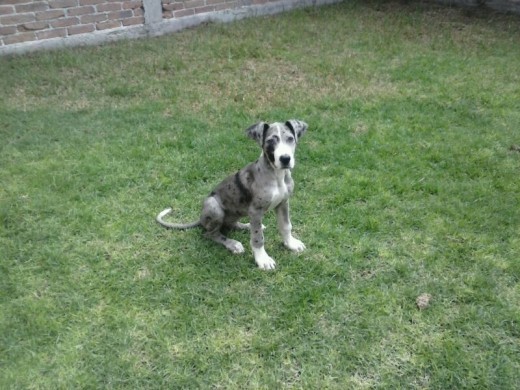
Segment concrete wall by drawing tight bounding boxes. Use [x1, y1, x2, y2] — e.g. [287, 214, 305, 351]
[0, 0, 341, 56]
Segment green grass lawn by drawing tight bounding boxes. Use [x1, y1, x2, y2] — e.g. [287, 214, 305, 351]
[1, 1, 519, 388]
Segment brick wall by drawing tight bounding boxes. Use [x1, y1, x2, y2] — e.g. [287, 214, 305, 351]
[0, 1, 144, 46]
[1, 0, 293, 51]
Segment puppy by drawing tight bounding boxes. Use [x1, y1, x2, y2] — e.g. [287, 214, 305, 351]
[157, 120, 307, 269]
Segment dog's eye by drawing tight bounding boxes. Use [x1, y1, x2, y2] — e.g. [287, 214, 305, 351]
[268, 136, 279, 144]
[287, 136, 295, 143]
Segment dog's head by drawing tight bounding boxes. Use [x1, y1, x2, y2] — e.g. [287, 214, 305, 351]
[246, 120, 308, 170]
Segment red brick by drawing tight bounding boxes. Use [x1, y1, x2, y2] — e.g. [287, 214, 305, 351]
[162, 10, 173, 18]
[97, 3, 121, 12]
[96, 20, 121, 30]
[173, 8, 194, 17]
[0, 5, 15, 15]
[108, 10, 132, 20]
[122, 15, 143, 26]
[19, 21, 49, 31]
[134, 7, 143, 16]
[79, 0, 105, 5]
[1, 13, 35, 25]
[3, 31, 36, 45]
[50, 16, 79, 27]
[163, 2, 184, 11]
[1, 0, 30, 5]
[80, 13, 106, 23]
[49, 0, 79, 9]
[195, 5, 215, 14]
[68, 23, 95, 35]
[37, 28, 67, 39]
[15, 2, 49, 13]
[122, 1, 142, 10]
[184, 0, 205, 9]
[0, 25, 17, 35]
[36, 10, 66, 20]
[67, 5, 95, 16]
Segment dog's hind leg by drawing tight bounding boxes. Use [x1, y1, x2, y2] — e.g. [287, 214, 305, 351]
[201, 197, 245, 254]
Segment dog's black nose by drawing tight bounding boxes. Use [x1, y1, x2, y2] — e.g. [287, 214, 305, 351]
[280, 155, 291, 166]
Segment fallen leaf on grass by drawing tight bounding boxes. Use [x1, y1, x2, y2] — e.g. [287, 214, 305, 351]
[416, 293, 432, 310]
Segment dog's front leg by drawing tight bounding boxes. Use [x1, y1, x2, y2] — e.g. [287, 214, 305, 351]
[276, 201, 305, 252]
[249, 211, 276, 270]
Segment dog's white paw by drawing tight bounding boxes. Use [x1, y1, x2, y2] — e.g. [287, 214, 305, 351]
[285, 236, 306, 252]
[257, 255, 276, 270]
[253, 247, 276, 270]
[228, 240, 245, 254]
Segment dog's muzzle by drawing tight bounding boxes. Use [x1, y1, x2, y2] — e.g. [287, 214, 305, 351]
[280, 155, 291, 168]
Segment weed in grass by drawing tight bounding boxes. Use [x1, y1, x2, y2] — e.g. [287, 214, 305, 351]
[1, 1, 520, 388]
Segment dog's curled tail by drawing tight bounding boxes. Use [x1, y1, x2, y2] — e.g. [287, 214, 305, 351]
[156, 208, 200, 229]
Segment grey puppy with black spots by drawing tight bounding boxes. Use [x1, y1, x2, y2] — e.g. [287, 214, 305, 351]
[157, 120, 308, 270]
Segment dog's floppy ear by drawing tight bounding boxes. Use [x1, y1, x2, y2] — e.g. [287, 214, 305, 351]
[285, 120, 308, 141]
[246, 122, 270, 147]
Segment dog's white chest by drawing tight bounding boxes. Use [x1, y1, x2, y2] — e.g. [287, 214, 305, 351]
[267, 181, 289, 211]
